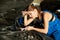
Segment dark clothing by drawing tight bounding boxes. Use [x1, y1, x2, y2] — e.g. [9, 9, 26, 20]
[18, 10, 60, 40]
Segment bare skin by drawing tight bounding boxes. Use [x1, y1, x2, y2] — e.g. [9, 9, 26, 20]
[22, 8, 55, 34]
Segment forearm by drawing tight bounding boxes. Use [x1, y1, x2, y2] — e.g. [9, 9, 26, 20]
[24, 15, 27, 26]
[24, 15, 34, 26]
[33, 28, 48, 34]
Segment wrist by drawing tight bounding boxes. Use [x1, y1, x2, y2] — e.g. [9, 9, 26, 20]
[24, 14, 27, 16]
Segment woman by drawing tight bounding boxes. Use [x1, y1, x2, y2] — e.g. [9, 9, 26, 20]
[19, 5, 60, 40]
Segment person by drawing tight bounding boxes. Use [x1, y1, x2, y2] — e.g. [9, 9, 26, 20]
[18, 5, 60, 40]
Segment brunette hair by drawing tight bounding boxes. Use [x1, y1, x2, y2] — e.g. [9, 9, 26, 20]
[26, 4, 42, 19]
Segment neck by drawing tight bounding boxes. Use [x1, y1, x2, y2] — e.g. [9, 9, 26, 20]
[38, 11, 43, 20]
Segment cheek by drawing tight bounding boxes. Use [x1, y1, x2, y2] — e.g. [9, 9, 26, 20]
[37, 14, 38, 17]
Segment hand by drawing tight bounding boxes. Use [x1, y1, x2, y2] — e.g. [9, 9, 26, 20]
[25, 26, 34, 31]
[28, 9, 38, 19]
[22, 11, 28, 16]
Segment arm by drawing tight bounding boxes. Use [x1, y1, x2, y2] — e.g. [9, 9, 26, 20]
[24, 14, 35, 26]
[24, 10, 38, 26]
[25, 12, 50, 34]
[22, 11, 35, 26]
[33, 13, 49, 34]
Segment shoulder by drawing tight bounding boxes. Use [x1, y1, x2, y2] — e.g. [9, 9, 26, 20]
[18, 17, 24, 22]
[43, 12, 51, 17]
[18, 17, 24, 25]
[43, 12, 52, 21]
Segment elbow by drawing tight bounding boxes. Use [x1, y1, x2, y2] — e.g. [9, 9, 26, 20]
[24, 22, 29, 26]
[44, 29, 48, 34]
[24, 24, 28, 26]
[44, 31, 48, 34]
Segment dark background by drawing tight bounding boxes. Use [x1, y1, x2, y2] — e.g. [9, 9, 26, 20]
[0, 0, 60, 40]
[0, 0, 60, 28]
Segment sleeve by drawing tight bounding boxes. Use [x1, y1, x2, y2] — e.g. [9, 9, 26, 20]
[18, 17, 24, 26]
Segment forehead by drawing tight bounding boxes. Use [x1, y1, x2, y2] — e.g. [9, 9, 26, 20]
[28, 5, 35, 11]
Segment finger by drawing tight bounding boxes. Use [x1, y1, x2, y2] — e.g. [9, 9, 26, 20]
[22, 11, 25, 13]
[22, 11, 28, 13]
[28, 11, 34, 13]
[20, 28, 25, 31]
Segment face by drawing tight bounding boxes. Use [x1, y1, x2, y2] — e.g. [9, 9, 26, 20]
[28, 9, 38, 18]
